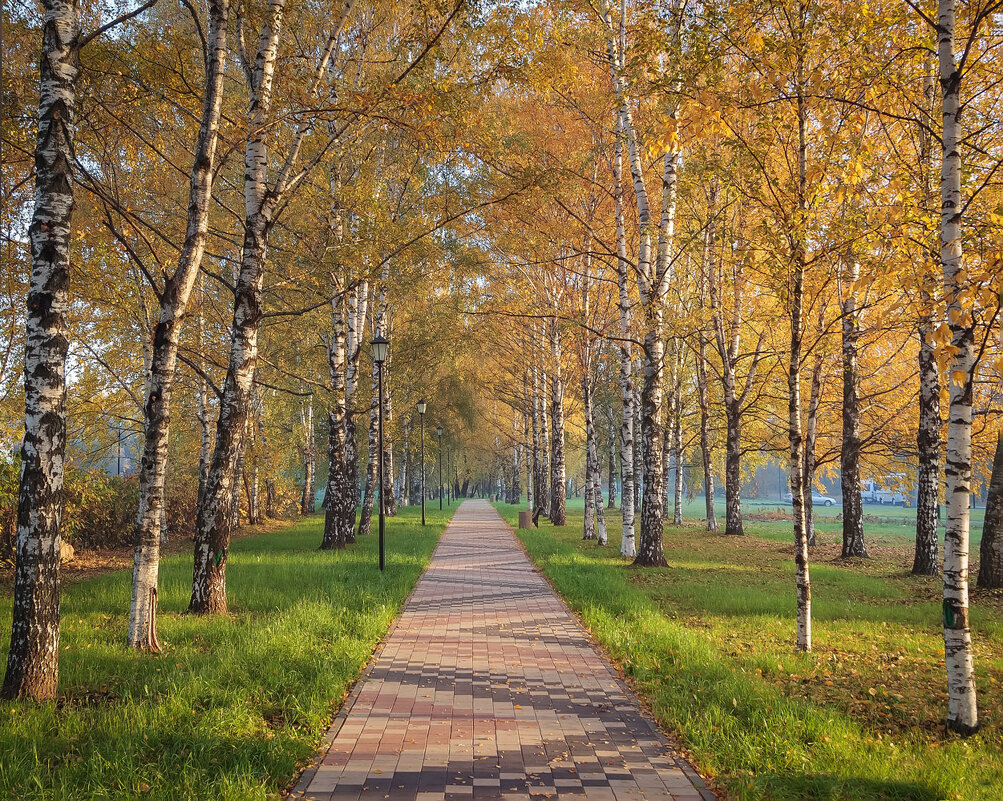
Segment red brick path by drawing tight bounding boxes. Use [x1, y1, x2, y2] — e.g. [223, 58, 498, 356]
[294, 500, 715, 800]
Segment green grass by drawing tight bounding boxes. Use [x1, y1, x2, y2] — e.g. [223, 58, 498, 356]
[0, 503, 455, 800]
[498, 497, 1003, 801]
[667, 496, 984, 546]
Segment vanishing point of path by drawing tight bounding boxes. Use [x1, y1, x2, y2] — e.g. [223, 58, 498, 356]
[295, 500, 715, 801]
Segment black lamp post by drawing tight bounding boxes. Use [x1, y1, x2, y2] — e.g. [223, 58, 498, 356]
[437, 426, 443, 509]
[417, 399, 427, 526]
[372, 333, 389, 570]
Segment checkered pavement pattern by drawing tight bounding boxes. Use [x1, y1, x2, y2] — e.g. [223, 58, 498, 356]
[293, 500, 715, 801]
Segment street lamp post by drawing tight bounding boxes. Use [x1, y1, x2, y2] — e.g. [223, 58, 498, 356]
[418, 399, 427, 526]
[437, 426, 443, 510]
[372, 334, 389, 570]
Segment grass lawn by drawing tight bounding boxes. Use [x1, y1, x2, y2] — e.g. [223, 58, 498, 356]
[0, 503, 455, 800]
[497, 497, 1003, 801]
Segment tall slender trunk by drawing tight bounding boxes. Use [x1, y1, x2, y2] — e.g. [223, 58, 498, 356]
[697, 197, 717, 532]
[634, 138, 680, 567]
[188, 0, 356, 612]
[600, 0, 677, 565]
[587, 396, 608, 546]
[380, 336, 396, 518]
[300, 394, 316, 515]
[400, 416, 412, 507]
[583, 371, 596, 542]
[190, 0, 286, 615]
[549, 316, 567, 526]
[840, 260, 866, 557]
[607, 417, 618, 509]
[2, 0, 78, 700]
[915, 70, 941, 577]
[231, 418, 247, 531]
[255, 390, 272, 520]
[914, 324, 941, 574]
[197, 292, 213, 510]
[524, 398, 532, 510]
[128, 0, 229, 651]
[633, 358, 643, 514]
[663, 376, 674, 517]
[344, 280, 369, 540]
[790, 74, 811, 653]
[977, 432, 1003, 588]
[636, 313, 667, 566]
[939, 0, 977, 734]
[723, 395, 743, 536]
[511, 415, 522, 505]
[529, 363, 541, 512]
[804, 348, 823, 548]
[322, 291, 350, 549]
[582, 240, 597, 543]
[540, 355, 550, 514]
[243, 396, 256, 525]
[672, 347, 683, 526]
[697, 353, 716, 531]
[357, 356, 379, 538]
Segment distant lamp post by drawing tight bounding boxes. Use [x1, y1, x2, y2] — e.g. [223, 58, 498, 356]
[417, 399, 427, 526]
[437, 426, 444, 510]
[372, 334, 389, 570]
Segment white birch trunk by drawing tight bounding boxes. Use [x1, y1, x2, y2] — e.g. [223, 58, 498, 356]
[915, 70, 941, 576]
[322, 290, 351, 549]
[839, 260, 866, 556]
[790, 77, 811, 653]
[671, 347, 683, 526]
[344, 279, 369, 536]
[2, 0, 78, 699]
[549, 316, 567, 526]
[300, 394, 316, 515]
[357, 351, 379, 538]
[127, 0, 229, 650]
[190, 0, 286, 614]
[697, 198, 717, 531]
[939, 0, 978, 734]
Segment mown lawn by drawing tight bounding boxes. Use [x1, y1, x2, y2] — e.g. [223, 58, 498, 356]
[0, 503, 454, 800]
[497, 498, 1003, 801]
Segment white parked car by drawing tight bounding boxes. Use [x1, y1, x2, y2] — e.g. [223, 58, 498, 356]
[784, 491, 838, 507]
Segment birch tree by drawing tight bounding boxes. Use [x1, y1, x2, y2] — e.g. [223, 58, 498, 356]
[190, 0, 356, 613]
[935, 0, 979, 735]
[839, 257, 867, 558]
[615, 111, 636, 555]
[548, 313, 567, 526]
[597, 0, 685, 566]
[127, 0, 229, 651]
[1, 0, 80, 700]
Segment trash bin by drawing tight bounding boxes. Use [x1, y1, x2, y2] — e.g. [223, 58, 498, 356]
[518, 510, 533, 529]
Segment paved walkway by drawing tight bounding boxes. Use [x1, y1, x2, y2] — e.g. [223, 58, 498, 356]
[295, 500, 714, 801]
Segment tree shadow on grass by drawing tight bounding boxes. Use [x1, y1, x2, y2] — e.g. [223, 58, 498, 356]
[754, 772, 941, 801]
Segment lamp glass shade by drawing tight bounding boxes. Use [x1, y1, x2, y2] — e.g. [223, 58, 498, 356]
[417, 399, 427, 415]
[371, 334, 389, 363]
[436, 426, 443, 437]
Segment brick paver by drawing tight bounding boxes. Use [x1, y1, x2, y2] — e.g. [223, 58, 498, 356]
[294, 500, 715, 801]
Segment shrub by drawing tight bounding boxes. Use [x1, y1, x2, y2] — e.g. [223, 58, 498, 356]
[63, 469, 140, 549]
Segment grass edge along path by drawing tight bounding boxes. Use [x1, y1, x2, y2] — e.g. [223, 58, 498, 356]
[496, 502, 1001, 801]
[0, 503, 456, 801]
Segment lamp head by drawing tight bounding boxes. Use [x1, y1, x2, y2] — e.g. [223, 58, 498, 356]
[371, 334, 389, 364]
